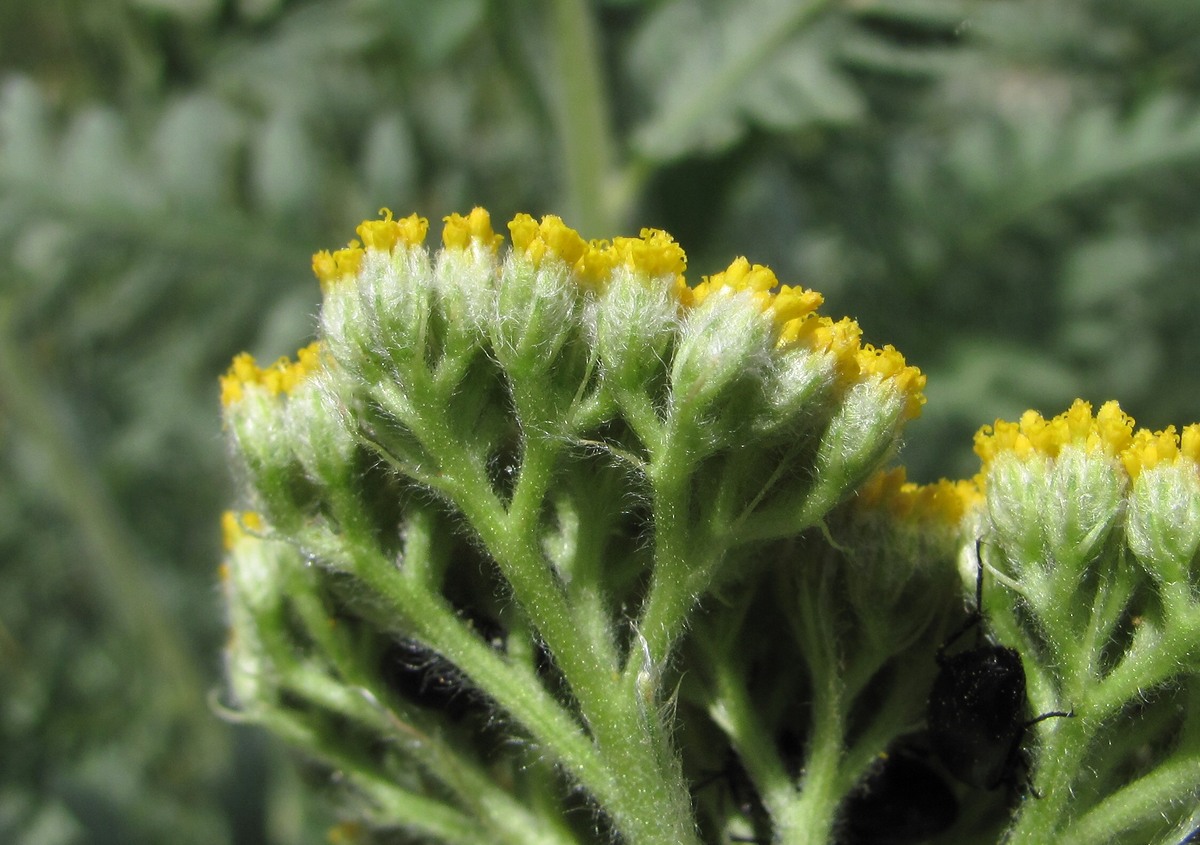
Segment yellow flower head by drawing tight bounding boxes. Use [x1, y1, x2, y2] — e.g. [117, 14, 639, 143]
[1121, 422, 1200, 480]
[857, 467, 981, 525]
[690, 258, 824, 336]
[974, 399, 1135, 471]
[356, 208, 429, 253]
[608, 228, 688, 281]
[856, 344, 927, 420]
[784, 315, 862, 368]
[443, 207, 503, 252]
[311, 244, 364, 293]
[312, 210, 428, 292]
[508, 213, 588, 269]
[220, 342, 324, 407]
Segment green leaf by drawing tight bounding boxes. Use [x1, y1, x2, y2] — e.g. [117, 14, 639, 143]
[628, 0, 864, 162]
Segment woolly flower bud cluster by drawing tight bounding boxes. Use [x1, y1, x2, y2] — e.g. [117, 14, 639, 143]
[972, 398, 1200, 606]
[221, 208, 927, 537]
[301, 207, 923, 405]
[955, 403, 1200, 845]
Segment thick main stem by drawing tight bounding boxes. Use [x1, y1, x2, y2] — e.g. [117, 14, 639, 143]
[471, 432, 701, 845]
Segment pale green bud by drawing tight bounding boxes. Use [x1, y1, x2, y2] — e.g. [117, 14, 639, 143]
[591, 266, 678, 395]
[1126, 462, 1200, 588]
[491, 255, 581, 380]
[668, 289, 772, 444]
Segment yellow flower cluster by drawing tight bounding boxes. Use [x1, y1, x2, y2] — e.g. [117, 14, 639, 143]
[507, 213, 688, 293]
[857, 467, 981, 525]
[974, 398, 1200, 481]
[688, 257, 824, 333]
[1122, 423, 1200, 480]
[311, 209, 429, 291]
[219, 342, 323, 407]
[295, 207, 926, 417]
[443, 207, 503, 252]
[687, 258, 925, 418]
[975, 399, 1134, 465]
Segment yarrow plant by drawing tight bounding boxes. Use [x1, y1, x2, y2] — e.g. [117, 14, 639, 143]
[218, 209, 1200, 845]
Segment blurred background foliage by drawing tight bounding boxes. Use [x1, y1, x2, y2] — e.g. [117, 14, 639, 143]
[2, 0, 1200, 842]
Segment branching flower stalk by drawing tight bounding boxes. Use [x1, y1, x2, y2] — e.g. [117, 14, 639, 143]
[973, 402, 1200, 845]
[218, 209, 1200, 845]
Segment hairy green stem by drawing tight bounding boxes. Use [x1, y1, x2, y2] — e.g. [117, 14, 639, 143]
[548, 0, 617, 235]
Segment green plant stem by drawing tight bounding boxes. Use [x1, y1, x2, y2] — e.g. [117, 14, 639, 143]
[635, 460, 699, 669]
[548, 0, 617, 235]
[778, 579, 847, 845]
[705, 657, 794, 831]
[503, 430, 698, 845]
[389, 373, 701, 845]
[352, 529, 699, 845]
[345, 541, 605, 786]
[1091, 612, 1200, 722]
[268, 708, 490, 845]
[1006, 698, 1095, 843]
[283, 574, 574, 845]
[781, 675, 844, 845]
[1059, 753, 1200, 845]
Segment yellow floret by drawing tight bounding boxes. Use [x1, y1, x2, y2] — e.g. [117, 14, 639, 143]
[1094, 400, 1137, 454]
[542, 216, 589, 266]
[221, 510, 264, 550]
[508, 213, 541, 254]
[312, 243, 365, 292]
[771, 285, 824, 328]
[609, 228, 688, 280]
[219, 342, 324, 407]
[1183, 425, 1200, 464]
[443, 207, 503, 251]
[575, 240, 618, 289]
[219, 352, 258, 406]
[356, 208, 429, 253]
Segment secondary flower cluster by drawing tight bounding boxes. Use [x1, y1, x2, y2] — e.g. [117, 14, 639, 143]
[960, 404, 1200, 845]
[973, 398, 1200, 589]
